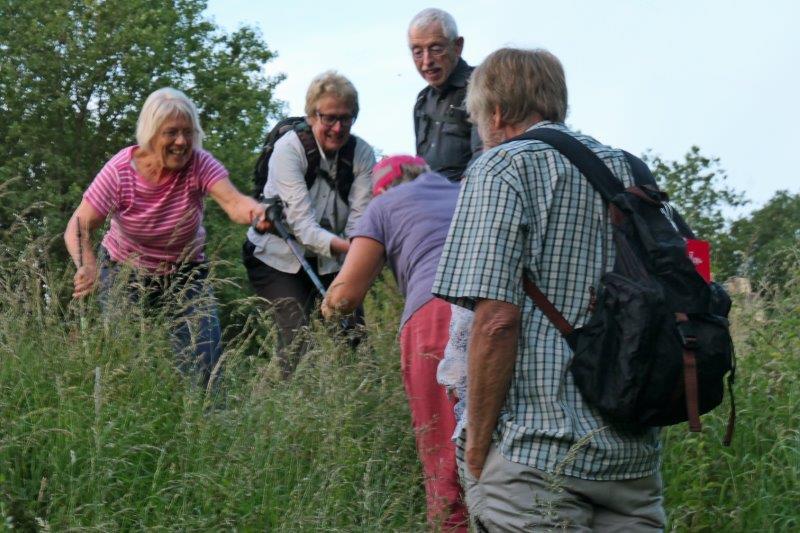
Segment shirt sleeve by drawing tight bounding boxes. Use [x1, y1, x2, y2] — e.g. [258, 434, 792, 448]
[432, 149, 527, 310]
[349, 194, 387, 245]
[270, 132, 337, 258]
[83, 158, 121, 218]
[344, 138, 377, 238]
[193, 150, 229, 193]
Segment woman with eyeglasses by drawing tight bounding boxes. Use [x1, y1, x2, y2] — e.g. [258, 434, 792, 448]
[64, 87, 270, 389]
[242, 70, 376, 378]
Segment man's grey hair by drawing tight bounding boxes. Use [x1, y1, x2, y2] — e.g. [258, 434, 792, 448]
[408, 8, 459, 41]
[467, 48, 568, 131]
[136, 87, 204, 151]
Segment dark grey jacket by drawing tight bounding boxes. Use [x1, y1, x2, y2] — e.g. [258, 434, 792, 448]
[413, 58, 482, 180]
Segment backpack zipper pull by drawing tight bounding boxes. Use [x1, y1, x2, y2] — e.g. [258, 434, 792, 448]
[587, 286, 597, 314]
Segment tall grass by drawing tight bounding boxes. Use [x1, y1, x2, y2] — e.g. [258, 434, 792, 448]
[0, 240, 424, 531]
[1, 238, 798, 531]
[662, 274, 800, 531]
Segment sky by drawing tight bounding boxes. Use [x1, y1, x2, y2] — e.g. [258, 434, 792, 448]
[205, 0, 800, 215]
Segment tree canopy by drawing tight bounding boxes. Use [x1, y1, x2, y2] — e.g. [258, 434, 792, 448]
[0, 0, 281, 251]
[646, 146, 748, 242]
[646, 147, 799, 288]
[715, 191, 800, 289]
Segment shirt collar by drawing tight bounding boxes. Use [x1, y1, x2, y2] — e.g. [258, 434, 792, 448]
[525, 120, 564, 132]
[432, 58, 471, 94]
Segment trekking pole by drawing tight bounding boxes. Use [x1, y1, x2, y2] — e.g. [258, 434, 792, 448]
[255, 197, 360, 343]
[258, 196, 328, 297]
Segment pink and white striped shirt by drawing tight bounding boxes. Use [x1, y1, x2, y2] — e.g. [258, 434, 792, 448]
[84, 146, 228, 272]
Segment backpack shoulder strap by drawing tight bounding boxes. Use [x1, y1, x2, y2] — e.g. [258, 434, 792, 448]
[623, 151, 657, 188]
[522, 276, 574, 337]
[334, 136, 358, 204]
[294, 121, 320, 188]
[294, 122, 356, 205]
[506, 128, 626, 337]
[508, 128, 625, 204]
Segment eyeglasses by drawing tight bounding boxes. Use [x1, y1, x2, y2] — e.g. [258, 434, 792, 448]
[315, 112, 354, 127]
[161, 128, 194, 140]
[410, 44, 449, 60]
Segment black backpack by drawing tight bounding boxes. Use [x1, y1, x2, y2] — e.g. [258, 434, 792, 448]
[252, 116, 357, 204]
[511, 128, 735, 444]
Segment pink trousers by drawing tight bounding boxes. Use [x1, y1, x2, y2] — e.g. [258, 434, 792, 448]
[400, 298, 468, 532]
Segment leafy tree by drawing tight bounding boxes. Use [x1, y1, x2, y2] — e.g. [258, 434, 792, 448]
[645, 146, 748, 243]
[715, 191, 800, 288]
[0, 0, 282, 256]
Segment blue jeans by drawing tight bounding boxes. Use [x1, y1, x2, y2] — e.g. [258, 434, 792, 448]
[97, 249, 222, 389]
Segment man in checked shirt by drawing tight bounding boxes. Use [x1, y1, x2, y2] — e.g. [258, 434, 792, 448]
[433, 48, 666, 532]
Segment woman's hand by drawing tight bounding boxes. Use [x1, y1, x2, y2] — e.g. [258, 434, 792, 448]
[320, 292, 354, 321]
[329, 236, 350, 255]
[320, 296, 336, 320]
[73, 264, 98, 299]
[251, 203, 273, 234]
[64, 200, 105, 299]
[321, 238, 385, 321]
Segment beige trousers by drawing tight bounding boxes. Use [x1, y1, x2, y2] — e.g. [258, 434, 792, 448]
[459, 443, 665, 532]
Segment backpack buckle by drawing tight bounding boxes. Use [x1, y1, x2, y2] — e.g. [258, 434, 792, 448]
[676, 320, 698, 350]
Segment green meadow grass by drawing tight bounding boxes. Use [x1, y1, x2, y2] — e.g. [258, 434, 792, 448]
[661, 280, 800, 532]
[0, 243, 798, 531]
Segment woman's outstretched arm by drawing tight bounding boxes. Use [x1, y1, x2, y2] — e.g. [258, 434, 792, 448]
[321, 237, 385, 319]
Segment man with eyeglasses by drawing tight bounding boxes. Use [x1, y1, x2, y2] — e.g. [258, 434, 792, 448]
[243, 70, 376, 378]
[409, 8, 481, 181]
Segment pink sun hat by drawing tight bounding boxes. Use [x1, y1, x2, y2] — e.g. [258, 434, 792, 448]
[372, 154, 428, 196]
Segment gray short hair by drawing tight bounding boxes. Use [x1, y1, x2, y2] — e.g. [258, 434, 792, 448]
[136, 87, 204, 151]
[408, 8, 459, 41]
[467, 48, 568, 130]
[384, 163, 430, 191]
[304, 70, 359, 119]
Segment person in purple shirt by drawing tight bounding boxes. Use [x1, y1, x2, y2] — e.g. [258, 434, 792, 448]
[321, 155, 467, 532]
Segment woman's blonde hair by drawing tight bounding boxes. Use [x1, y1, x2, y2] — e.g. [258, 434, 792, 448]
[136, 87, 204, 151]
[304, 71, 359, 119]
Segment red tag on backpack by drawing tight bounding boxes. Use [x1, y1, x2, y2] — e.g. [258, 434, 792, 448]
[686, 239, 711, 283]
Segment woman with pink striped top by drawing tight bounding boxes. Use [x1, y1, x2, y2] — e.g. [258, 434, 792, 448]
[63, 87, 270, 388]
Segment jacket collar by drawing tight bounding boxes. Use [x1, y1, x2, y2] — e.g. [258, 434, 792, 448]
[429, 58, 471, 95]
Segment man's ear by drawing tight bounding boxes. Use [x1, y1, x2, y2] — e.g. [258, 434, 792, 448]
[492, 105, 503, 130]
[454, 36, 464, 56]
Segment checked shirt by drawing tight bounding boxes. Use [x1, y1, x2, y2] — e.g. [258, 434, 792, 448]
[432, 121, 661, 480]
